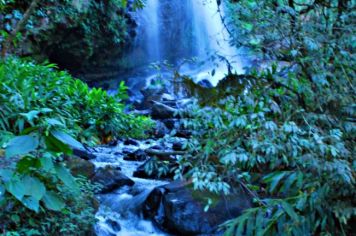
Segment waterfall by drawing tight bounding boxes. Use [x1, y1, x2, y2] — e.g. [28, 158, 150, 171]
[129, 0, 244, 86]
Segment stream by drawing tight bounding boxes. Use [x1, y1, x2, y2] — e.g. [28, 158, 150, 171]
[92, 0, 247, 235]
[93, 141, 170, 236]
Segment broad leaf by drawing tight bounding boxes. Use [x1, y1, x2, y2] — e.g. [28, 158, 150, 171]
[42, 191, 65, 211]
[51, 130, 84, 150]
[5, 178, 26, 201]
[5, 135, 39, 158]
[23, 175, 46, 200]
[22, 196, 40, 212]
[54, 164, 79, 191]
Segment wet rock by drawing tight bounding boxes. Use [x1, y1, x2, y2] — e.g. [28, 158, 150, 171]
[144, 181, 252, 235]
[106, 219, 121, 232]
[123, 149, 148, 161]
[66, 156, 95, 178]
[92, 166, 135, 193]
[123, 138, 140, 146]
[175, 129, 192, 138]
[152, 120, 170, 138]
[73, 147, 96, 160]
[172, 141, 185, 151]
[161, 119, 179, 130]
[151, 101, 177, 119]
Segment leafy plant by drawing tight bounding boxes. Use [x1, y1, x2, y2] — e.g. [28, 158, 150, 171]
[0, 57, 153, 234]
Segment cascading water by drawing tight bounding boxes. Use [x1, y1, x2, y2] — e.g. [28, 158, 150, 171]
[130, 0, 244, 86]
[95, 1, 245, 235]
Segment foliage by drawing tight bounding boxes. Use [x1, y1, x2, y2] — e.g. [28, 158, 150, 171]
[174, 0, 355, 235]
[0, 0, 145, 69]
[178, 68, 355, 235]
[0, 58, 153, 234]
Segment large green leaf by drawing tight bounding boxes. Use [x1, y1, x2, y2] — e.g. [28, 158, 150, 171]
[40, 153, 54, 172]
[23, 175, 46, 201]
[45, 134, 72, 154]
[54, 164, 79, 192]
[16, 156, 41, 174]
[22, 196, 40, 213]
[5, 135, 39, 158]
[51, 130, 84, 151]
[5, 178, 26, 201]
[42, 191, 65, 211]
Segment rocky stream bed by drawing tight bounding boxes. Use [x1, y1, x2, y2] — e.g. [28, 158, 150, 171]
[66, 87, 252, 236]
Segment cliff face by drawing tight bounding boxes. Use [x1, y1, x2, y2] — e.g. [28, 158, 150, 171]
[0, 0, 137, 81]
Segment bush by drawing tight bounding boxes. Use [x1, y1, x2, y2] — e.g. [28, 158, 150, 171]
[178, 70, 355, 235]
[0, 57, 153, 234]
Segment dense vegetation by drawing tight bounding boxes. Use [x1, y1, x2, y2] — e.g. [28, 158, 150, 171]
[0, 58, 152, 235]
[175, 0, 355, 235]
[0, 0, 354, 235]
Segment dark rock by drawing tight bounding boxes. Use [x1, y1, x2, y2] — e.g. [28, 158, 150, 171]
[73, 147, 96, 160]
[92, 166, 135, 193]
[153, 120, 170, 138]
[151, 101, 177, 119]
[144, 181, 252, 235]
[122, 148, 133, 155]
[123, 149, 148, 161]
[66, 156, 95, 179]
[151, 145, 164, 150]
[175, 129, 192, 138]
[123, 138, 140, 146]
[161, 119, 178, 130]
[106, 219, 121, 232]
[172, 141, 185, 151]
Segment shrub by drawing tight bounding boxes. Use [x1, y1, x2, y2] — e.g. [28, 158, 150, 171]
[0, 57, 153, 234]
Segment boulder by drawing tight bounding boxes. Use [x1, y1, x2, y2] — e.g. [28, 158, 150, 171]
[66, 156, 95, 179]
[73, 147, 96, 160]
[151, 101, 177, 119]
[105, 219, 121, 232]
[92, 166, 135, 193]
[123, 138, 140, 146]
[152, 120, 170, 138]
[123, 149, 148, 161]
[144, 181, 252, 235]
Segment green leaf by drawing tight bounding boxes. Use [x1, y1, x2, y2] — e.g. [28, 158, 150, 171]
[23, 175, 46, 201]
[54, 164, 79, 191]
[45, 134, 72, 154]
[22, 196, 40, 212]
[16, 156, 41, 174]
[40, 153, 54, 172]
[46, 118, 64, 127]
[51, 130, 84, 150]
[0, 169, 13, 182]
[5, 178, 26, 201]
[42, 191, 65, 211]
[263, 172, 287, 193]
[5, 135, 39, 158]
[281, 201, 299, 222]
[242, 22, 253, 31]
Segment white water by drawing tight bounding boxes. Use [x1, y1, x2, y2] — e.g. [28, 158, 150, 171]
[93, 142, 169, 236]
[134, 0, 244, 86]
